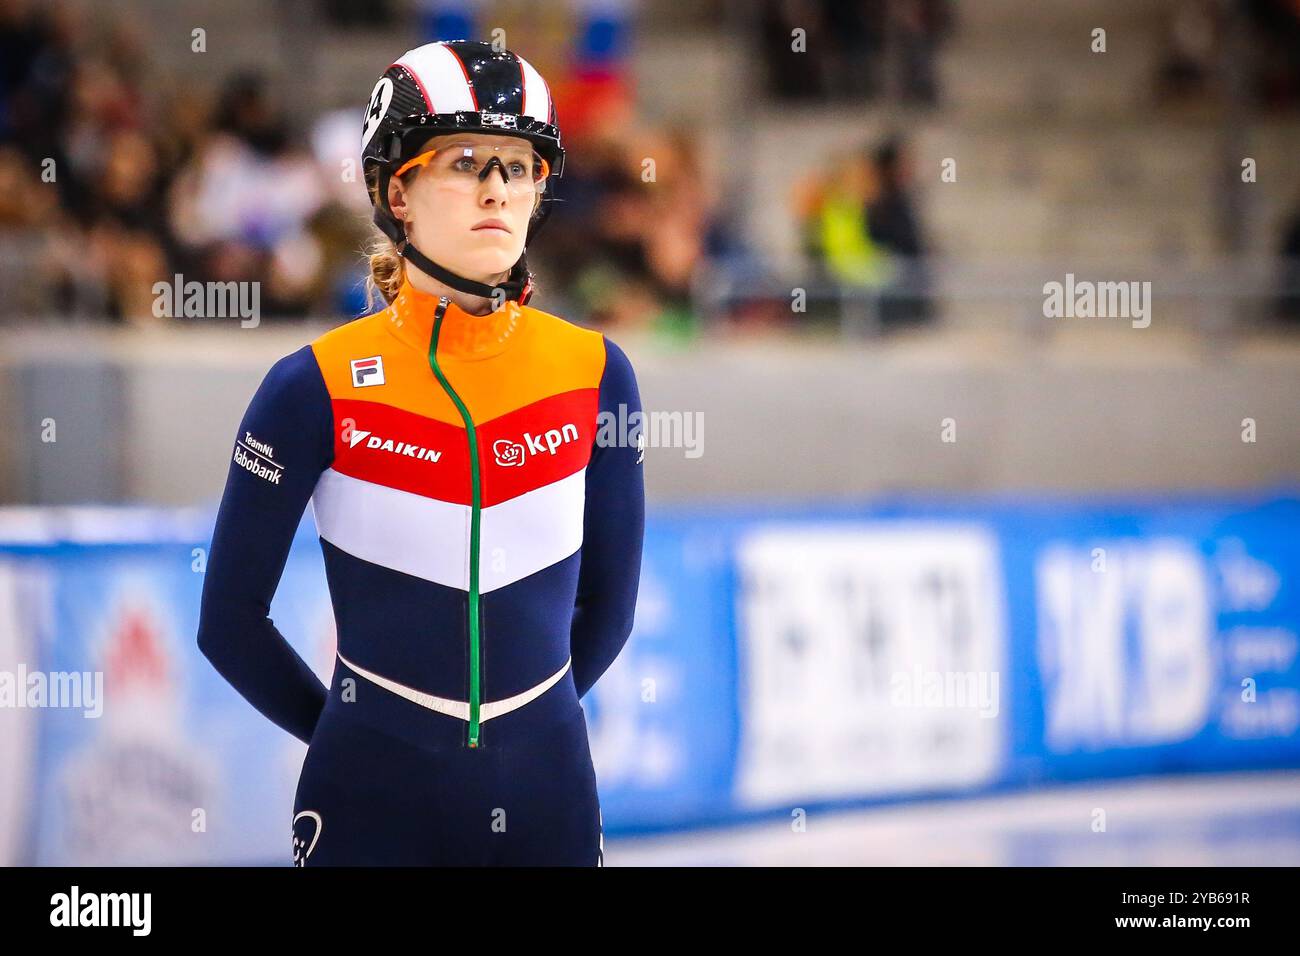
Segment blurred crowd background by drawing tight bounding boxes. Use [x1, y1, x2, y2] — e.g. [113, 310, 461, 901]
[2, 0, 1298, 338]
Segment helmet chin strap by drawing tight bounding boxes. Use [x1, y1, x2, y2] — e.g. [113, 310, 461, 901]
[395, 233, 531, 303]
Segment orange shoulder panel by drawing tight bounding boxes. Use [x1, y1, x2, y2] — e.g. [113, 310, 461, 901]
[443, 306, 608, 425]
[309, 305, 609, 428]
[311, 312, 465, 426]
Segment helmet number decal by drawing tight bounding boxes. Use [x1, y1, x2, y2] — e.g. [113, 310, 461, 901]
[362, 77, 395, 150]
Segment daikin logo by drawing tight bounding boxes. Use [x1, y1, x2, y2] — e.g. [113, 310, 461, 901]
[348, 429, 442, 463]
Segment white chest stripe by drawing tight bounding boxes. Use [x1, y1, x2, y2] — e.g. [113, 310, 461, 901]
[311, 466, 587, 593]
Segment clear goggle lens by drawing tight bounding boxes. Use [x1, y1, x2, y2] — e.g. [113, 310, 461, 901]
[394, 141, 550, 193]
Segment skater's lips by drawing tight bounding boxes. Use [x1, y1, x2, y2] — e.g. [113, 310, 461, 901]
[472, 218, 511, 234]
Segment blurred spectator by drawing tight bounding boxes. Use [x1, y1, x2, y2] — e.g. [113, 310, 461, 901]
[0, 0, 80, 158]
[1244, 0, 1300, 109]
[0, 144, 58, 226]
[866, 136, 932, 326]
[535, 119, 713, 341]
[892, 0, 951, 107]
[0, 3, 370, 323]
[1155, 0, 1221, 102]
[793, 134, 933, 331]
[93, 130, 169, 235]
[167, 72, 332, 317]
[0, 0, 724, 331]
[1276, 194, 1300, 325]
[761, 1, 822, 100]
[323, 0, 395, 28]
[794, 146, 888, 287]
[759, 0, 950, 105]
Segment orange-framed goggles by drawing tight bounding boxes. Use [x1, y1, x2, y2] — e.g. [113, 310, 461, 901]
[394, 140, 551, 194]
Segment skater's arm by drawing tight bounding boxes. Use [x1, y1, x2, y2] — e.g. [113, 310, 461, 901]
[197, 345, 334, 745]
[571, 337, 646, 698]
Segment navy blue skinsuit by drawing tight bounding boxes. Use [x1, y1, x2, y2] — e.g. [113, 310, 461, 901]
[197, 279, 645, 865]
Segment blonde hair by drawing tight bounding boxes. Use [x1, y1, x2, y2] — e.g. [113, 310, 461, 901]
[363, 166, 416, 312]
[364, 230, 406, 312]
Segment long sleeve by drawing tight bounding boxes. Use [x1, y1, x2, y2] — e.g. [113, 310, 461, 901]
[571, 336, 646, 698]
[197, 345, 335, 745]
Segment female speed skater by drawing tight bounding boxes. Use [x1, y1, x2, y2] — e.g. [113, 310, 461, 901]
[196, 38, 645, 866]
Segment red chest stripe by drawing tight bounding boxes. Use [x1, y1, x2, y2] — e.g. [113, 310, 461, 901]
[331, 399, 472, 504]
[330, 388, 599, 506]
[477, 388, 599, 506]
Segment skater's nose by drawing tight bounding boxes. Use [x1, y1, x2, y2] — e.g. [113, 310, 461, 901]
[477, 165, 511, 207]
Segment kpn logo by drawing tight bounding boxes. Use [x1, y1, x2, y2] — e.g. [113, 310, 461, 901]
[493, 423, 579, 467]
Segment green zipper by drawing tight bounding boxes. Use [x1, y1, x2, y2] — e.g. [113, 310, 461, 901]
[428, 297, 483, 748]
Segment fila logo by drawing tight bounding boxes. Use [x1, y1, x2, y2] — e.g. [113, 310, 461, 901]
[492, 423, 579, 467]
[348, 429, 442, 463]
[350, 355, 385, 387]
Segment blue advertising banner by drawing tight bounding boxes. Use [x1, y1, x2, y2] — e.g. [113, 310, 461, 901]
[1, 492, 1297, 862]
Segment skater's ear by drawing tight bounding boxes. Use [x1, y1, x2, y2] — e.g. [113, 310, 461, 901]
[387, 176, 411, 223]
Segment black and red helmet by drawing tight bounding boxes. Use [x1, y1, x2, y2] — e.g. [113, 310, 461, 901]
[361, 40, 565, 302]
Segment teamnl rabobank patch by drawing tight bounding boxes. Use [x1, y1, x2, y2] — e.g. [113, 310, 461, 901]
[233, 431, 283, 484]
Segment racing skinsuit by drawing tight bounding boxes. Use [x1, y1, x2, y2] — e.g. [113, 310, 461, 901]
[196, 277, 645, 865]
